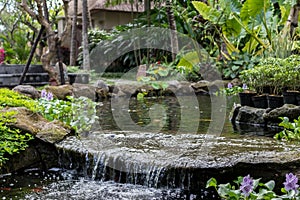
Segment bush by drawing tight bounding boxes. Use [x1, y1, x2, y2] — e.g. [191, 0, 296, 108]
[274, 116, 300, 141]
[37, 90, 98, 134]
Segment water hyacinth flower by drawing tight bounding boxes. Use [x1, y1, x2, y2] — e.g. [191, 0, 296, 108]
[240, 174, 254, 197]
[41, 89, 47, 98]
[284, 173, 299, 192]
[40, 89, 54, 101]
[227, 82, 233, 89]
[46, 92, 54, 101]
[242, 83, 248, 90]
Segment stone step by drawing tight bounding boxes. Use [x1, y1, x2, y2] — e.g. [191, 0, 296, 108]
[56, 131, 300, 191]
[0, 64, 90, 87]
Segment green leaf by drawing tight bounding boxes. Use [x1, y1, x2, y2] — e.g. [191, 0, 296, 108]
[206, 177, 217, 188]
[177, 51, 201, 71]
[158, 69, 169, 77]
[192, 1, 221, 23]
[151, 82, 161, 90]
[223, 17, 242, 37]
[232, 65, 240, 71]
[240, 0, 266, 22]
[264, 180, 275, 190]
[160, 82, 169, 90]
[137, 92, 145, 101]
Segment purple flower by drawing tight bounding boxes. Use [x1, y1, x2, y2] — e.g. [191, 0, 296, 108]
[284, 173, 299, 192]
[41, 89, 47, 98]
[46, 92, 54, 101]
[227, 83, 233, 89]
[242, 83, 248, 90]
[240, 175, 253, 197]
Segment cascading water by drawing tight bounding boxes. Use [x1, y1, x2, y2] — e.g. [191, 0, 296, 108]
[2, 96, 299, 199]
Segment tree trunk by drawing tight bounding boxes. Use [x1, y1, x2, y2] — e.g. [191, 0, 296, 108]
[70, 0, 78, 66]
[20, 0, 72, 85]
[285, 1, 300, 38]
[166, 0, 179, 61]
[82, 0, 90, 71]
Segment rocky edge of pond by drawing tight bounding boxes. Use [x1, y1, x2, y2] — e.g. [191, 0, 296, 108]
[231, 103, 300, 127]
[2, 82, 300, 189]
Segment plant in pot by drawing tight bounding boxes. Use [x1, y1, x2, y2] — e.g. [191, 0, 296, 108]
[239, 69, 258, 107]
[240, 60, 285, 109]
[282, 64, 300, 105]
[267, 68, 284, 109]
[252, 66, 270, 109]
[270, 55, 300, 107]
[282, 71, 299, 104]
[240, 66, 269, 108]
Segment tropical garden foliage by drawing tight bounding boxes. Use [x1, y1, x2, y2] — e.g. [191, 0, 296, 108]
[1, 0, 299, 81]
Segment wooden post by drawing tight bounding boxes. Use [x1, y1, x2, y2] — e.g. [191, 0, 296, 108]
[56, 40, 65, 85]
[19, 26, 45, 85]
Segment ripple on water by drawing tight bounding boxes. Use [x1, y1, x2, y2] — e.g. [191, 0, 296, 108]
[25, 179, 219, 200]
[0, 169, 219, 200]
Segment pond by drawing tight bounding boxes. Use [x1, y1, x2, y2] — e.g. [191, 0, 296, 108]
[97, 95, 275, 137]
[0, 95, 279, 199]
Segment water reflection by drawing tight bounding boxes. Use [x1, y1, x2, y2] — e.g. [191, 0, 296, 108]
[98, 96, 216, 134]
[96, 95, 278, 137]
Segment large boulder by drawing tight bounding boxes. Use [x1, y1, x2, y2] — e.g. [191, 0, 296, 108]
[0, 138, 58, 173]
[167, 80, 194, 95]
[44, 84, 73, 100]
[56, 131, 300, 191]
[191, 80, 209, 94]
[13, 85, 40, 99]
[94, 80, 110, 101]
[72, 83, 96, 101]
[4, 107, 72, 143]
[235, 106, 266, 124]
[113, 82, 140, 97]
[0, 107, 73, 173]
[263, 104, 300, 123]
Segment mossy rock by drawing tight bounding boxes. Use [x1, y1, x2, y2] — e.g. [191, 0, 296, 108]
[44, 85, 73, 100]
[2, 107, 73, 144]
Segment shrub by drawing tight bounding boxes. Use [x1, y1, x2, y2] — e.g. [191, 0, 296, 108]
[274, 116, 300, 141]
[37, 90, 98, 134]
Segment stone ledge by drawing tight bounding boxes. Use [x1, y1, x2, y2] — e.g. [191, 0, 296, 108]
[231, 104, 300, 128]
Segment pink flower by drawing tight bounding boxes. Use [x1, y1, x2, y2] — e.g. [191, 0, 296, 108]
[0, 48, 5, 64]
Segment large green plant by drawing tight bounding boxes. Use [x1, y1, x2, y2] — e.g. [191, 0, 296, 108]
[191, 0, 293, 57]
[1, 30, 32, 64]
